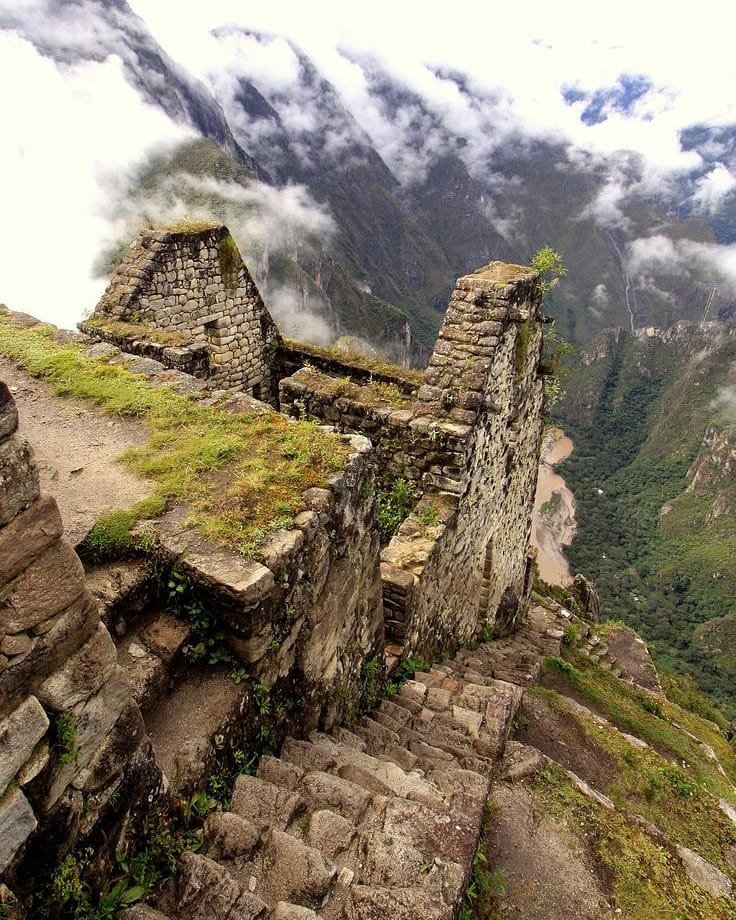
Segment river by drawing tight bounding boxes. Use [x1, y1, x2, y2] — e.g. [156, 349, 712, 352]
[531, 427, 576, 586]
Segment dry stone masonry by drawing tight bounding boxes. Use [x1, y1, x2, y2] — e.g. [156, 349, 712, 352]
[0, 229, 551, 916]
[0, 382, 155, 888]
[83, 225, 282, 400]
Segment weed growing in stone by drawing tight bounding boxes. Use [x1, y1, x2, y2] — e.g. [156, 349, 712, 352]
[376, 477, 414, 544]
[54, 712, 81, 765]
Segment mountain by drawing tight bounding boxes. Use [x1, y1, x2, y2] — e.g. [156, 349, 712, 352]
[0, 0, 257, 171]
[554, 321, 736, 713]
[4, 2, 735, 356]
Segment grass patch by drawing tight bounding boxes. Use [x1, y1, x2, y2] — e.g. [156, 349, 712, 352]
[82, 316, 190, 347]
[534, 685, 736, 871]
[0, 318, 349, 557]
[283, 337, 424, 387]
[541, 649, 736, 799]
[532, 760, 736, 920]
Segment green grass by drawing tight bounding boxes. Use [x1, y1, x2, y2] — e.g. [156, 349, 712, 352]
[542, 650, 736, 799]
[283, 337, 424, 386]
[531, 761, 736, 920]
[533, 684, 736, 871]
[0, 317, 349, 557]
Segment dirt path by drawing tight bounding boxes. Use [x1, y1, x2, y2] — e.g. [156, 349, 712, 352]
[532, 428, 576, 586]
[485, 783, 614, 919]
[0, 356, 153, 546]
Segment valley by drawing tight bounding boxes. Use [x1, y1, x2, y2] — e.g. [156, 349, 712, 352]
[532, 428, 576, 587]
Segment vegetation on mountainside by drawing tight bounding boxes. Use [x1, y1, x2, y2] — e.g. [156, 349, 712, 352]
[0, 315, 349, 558]
[554, 326, 736, 714]
[531, 761, 736, 920]
[473, 598, 736, 919]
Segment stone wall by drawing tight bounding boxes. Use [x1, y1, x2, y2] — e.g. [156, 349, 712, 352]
[279, 368, 469, 494]
[151, 431, 385, 735]
[87, 225, 282, 400]
[278, 262, 545, 660]
[0, 383, 154, 893]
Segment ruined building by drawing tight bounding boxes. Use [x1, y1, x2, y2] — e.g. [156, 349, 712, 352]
[0, 225, 548, 917]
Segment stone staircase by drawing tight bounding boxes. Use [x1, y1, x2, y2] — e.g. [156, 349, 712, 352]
[125, 604, 569, 920]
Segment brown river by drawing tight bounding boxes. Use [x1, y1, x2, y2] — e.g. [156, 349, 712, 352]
[531, 427, 576, 586]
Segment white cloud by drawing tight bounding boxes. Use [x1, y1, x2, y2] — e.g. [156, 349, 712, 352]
[0, 32, 191, 329]
[692, 164, 736, 214]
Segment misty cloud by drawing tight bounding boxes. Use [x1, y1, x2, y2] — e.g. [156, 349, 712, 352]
[0, 30, 191, 329]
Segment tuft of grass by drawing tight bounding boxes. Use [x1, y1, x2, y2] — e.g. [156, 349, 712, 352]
[0, 318, 350, 557]
[82, 316, 189, 347]
[532, 761, 736, 920]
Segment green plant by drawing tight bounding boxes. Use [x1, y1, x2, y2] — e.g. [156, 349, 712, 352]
[168, 570, 246, 683]
[217, 232, 241, 289]
[376, 478, 414, 544]
[55, 713, 81, 765]
[416, 505, 440, 530]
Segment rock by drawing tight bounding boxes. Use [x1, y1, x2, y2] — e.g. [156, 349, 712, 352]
[0, 383, 18, 443]
[0, 593, 98, 718]
[719, 798, 736, 829]
[346, 885, 452, 920]
[0, 695, 49, 795]
[569, 574, 600, 621]
[174, 851, 268, 920]
[203, 812, 260, 860]
[40, 667, 132, 810]
[676, 844, 733, 898]
[1, 539, 85, 633]
[500, 741, 546, 782]
[299, 771, 371, 822]
[179, 551, 274, 610]
[231, 774, 303, 832]
[139, 613, 190, 664]
[0, 437, 39, 527]
[77, 702, 145, 793]
[37, 623, 117, 710]
[0, 787, 37, 872]
[259, 829, 337, 904]
[0, 494, 63, 589]
[565, 770, 615, 811]
[271, 904, 322, 920]
[305, 808, 355, 858]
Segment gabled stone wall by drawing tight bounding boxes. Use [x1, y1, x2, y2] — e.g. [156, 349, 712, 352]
[0, 383, 155, 892]
[86, 225, 282, 400]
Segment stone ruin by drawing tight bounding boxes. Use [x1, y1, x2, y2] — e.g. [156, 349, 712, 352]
[0, 225, 547, 915]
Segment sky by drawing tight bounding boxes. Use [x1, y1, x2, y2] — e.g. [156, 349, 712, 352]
[1, 0, 735, 328]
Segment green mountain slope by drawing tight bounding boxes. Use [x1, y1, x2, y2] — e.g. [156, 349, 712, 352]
[554, 322, 736, 713]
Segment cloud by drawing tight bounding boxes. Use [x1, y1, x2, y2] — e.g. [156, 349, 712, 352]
[692, 164, 736, 215]
[0, 31, 191, 329]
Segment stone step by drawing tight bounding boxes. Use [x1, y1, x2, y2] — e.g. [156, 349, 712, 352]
[164, 602, 566, 919]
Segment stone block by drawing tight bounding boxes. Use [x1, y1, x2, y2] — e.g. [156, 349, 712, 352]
[0, 437, 39, 527]
[0, 594, 98, 718]
[0, 787, 36, 872]
[39, 666, 132, 811]
[37, 623, 117, 711]
[0, 384, 18, 443]
[0, 539, 85, 633]
[0, 494, 64, 589]
[0, 695, 49, 795]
